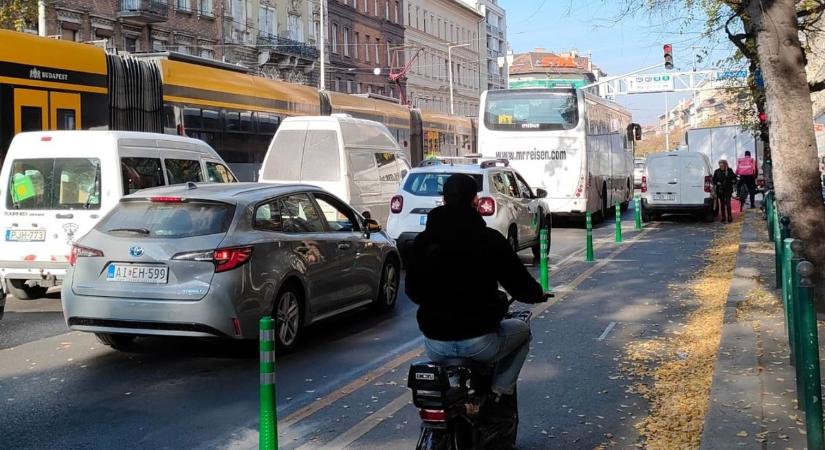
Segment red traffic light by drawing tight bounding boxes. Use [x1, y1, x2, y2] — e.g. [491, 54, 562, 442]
[758, 112, 768, 122]
[663, 43, 674, 70]
[663, 44, 673, 54]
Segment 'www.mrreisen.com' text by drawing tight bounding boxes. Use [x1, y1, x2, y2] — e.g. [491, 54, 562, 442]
[495, 150, 568, 161]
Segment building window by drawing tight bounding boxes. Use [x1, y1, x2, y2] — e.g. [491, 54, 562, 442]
[375, 38, 380, 66]
[199, 0, 213, 16]
[331, 24, 338, 53]
[200, 48, 214, 59]
[385, 0, 389, 20]
[364, 0, 368, 13]
[61, 27, 79, 42]
[354, 32, 359, 60]
[152, 39, 166, 51]
[347, 80, 353, 93]
[343, 27, 349, 57]
[288, 14, 303, 42]
[395, 1, 400, 24]
[415, 7, 419, 29]
[374, 0, 379, 17]
[258, 6, 276, 37]
[407, 5, 411, 27]
[175, 0, 190, 11]
[124, 35, 139, 52]
[365, 35, 370, 62]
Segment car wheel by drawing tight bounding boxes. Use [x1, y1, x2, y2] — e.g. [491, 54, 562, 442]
[8, 279, 47, 300]
[373, 257, 400, 313]
[273, 285, 303, 352]
[642, 211, 652, 223]
[507, 227, 518, 252]
[95, 333, 137, 350]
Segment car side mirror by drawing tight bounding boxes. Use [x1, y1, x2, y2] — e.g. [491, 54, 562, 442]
[535, 188, 548, 198]
[364, 218, 381, 236]
[362, 211, 372, 220]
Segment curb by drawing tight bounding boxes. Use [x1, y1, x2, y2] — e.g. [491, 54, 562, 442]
[699, 217, 762, 450]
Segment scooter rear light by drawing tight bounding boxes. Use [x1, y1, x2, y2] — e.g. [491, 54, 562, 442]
[419, 409, 447, 422]
[641, 176, 648, 193]
[477, 197, 496, 216]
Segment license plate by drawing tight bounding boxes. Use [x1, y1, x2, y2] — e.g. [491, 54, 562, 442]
[106, 264, 168, 284]
[5, 229, 46, 242]
[652, 194, 675, 201]
[419, 215, 428, 225]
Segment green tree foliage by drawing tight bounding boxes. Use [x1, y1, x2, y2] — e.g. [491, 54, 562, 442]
[0, 0, 38, 32]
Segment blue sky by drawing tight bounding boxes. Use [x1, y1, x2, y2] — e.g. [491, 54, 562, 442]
[499, 0, 737, 124]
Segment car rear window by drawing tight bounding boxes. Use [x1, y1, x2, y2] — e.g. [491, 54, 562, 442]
[403, 172, 483, 197]
[97, 201, 235, 238]
[6, 158, 101, 210]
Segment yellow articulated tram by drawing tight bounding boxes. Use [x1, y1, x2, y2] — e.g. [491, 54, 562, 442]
[0, 30, 477, 180]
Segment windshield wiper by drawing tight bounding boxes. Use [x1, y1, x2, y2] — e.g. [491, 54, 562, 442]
[108, 227, 150, 235]
[85, 163, 101, 209]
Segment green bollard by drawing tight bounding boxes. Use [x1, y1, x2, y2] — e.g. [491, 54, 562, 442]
[766, 192, 774, 239]
[776, 216, 790, 289]
[585, 211, 595, 262]
[259, 317, 277, 450]
[614, 201, 623, 243]
[539, 228, 549, 292]
[795, 260, 824, 450]
[634, 196, 642, 231]
[782, 239, 797, 363]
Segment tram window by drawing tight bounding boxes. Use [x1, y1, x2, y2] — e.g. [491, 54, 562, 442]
[21, 106, 43, 132]
[163, 105, 177, 131]
[240, 112, 254, 132]
[259, 113, 279, 135]
[165, 159, 203, 184]
[56, 109, 76, 130]
[121, 157, 164, 194]
[202, 109, 220, 130]
[183, 107, 202, 129]
[225, 111, 240, 132]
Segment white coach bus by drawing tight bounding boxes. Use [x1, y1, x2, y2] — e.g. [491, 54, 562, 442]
[478, 88, 637, 221]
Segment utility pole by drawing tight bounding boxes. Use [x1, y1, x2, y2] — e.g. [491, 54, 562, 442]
[319, 0, 326, 90]
[38, 0, 46, 36]
[449, 43, 470, 115]
[665, 93, 671, 151]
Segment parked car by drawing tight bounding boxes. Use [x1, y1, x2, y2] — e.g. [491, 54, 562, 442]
[633, 158, 645, 189]
[0, 131, 237, 301]
[641, 152, 715, 222]
[386, 158, 551, 260]
[258, 115, 411, 228]
[62, 182, 401, 351]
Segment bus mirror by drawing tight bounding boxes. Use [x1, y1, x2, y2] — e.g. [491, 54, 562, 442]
[627, 123, 642, 141]
[535, 188, 548, 198]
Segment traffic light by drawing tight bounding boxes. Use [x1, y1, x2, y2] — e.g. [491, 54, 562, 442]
[663, 44, 674, 70]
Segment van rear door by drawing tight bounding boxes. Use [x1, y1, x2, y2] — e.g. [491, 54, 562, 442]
[647, 155, 681, 204]
[680, 155, 708, 205]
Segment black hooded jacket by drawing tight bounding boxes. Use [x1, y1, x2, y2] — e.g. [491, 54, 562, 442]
[405, 205, 545, 341]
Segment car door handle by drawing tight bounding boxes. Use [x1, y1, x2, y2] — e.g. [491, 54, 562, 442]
[56, 213, 74, 219]
[337, 242, 352, 250]
[667, 181, 678, 185]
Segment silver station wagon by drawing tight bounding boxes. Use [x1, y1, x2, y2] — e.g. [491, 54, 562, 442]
[62, 183, 401, 351]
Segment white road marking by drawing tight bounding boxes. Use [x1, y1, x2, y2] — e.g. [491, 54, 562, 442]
[597, 322, 618, 341]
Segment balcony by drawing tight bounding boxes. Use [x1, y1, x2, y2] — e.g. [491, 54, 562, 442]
[258, 33, 319, 60]
[118, 0, 168, 23]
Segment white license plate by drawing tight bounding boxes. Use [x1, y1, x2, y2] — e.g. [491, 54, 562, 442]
[106, 264, 168, 284]
[5, 229, 46, 242]
[652, 194, 675, 201]
[419, 215, 428, 225]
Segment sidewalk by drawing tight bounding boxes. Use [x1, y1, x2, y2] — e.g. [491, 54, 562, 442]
[700, 209, 814, 449]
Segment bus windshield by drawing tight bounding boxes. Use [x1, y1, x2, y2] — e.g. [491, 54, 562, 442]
[483, 90, 579, 131]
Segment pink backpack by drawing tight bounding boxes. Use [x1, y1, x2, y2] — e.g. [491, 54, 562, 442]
[736, 157, 755, 176]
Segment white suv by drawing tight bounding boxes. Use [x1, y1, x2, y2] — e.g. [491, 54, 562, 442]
[387, 159, 552, 259]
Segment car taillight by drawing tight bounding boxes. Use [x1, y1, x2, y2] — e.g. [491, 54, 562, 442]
[478, 197, 496, 216]
[172, 246, 253, 273]
[390, 195, 404, 214]
[69, 244, 103, 266]
[419, 409, 447, 423]
[704, 175, 712, 193]
[641, 176, 648, 193]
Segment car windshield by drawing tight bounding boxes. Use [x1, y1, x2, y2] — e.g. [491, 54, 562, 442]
[484, 90, 579, 131]
[6, 158, 101, 210]
[97, 201, 235, 238]
[403, 172, 483, 197]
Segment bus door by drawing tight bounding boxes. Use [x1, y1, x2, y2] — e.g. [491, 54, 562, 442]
[13, 88, 81, 133]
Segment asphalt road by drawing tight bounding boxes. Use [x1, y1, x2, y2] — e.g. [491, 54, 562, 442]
[0, 207, 719, 449]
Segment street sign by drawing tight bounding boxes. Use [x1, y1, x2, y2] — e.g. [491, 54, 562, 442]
[625, 74, 674, 93]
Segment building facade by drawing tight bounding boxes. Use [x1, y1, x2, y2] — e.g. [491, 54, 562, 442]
[508, 49, 602, 90]
[460, 0, 506, 91]
[404, 0, 484, 116]
[325, 0, 405, 98]
[31, 1, 320, 86]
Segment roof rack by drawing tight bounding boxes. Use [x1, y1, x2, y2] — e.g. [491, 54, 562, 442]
[480, 158, 510, 169]
[417, 155, 482, 167]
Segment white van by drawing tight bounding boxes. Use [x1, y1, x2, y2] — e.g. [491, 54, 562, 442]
[0, 131, 237, 300]
[641, 152, 715, 222]
[259, 115, 411, 226]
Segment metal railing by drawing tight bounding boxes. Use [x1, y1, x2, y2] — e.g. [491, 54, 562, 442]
[257, 32, 319, 59]
[119, 0, 168, 16]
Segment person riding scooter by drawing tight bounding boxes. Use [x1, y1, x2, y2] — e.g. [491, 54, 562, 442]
[405, 173, 549, 402]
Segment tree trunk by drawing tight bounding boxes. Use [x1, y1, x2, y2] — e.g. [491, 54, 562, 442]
[748, 0, 825, 307]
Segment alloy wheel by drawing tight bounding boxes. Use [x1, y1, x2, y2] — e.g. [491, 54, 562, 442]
[276, 291, 300, 347]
